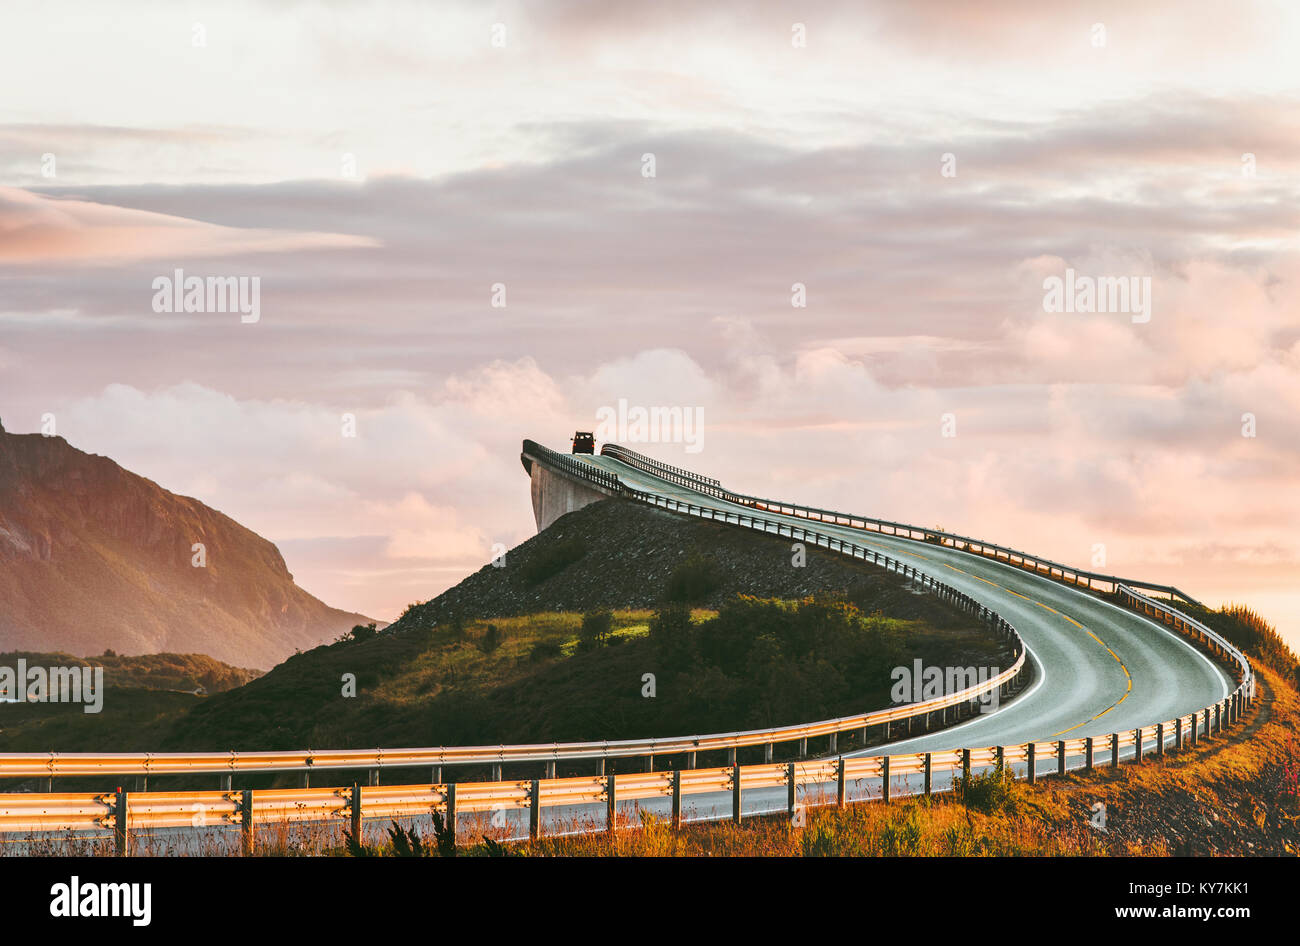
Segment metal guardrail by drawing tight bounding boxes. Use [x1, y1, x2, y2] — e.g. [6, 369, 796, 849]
[0, 439, 1256, 848]
[0, 689, 1255, 852]
[522, 439, 624, 494]
[1118, 584, 1253, 696]
[599, 443, 1200, 604]
[600, 442, 723, 491]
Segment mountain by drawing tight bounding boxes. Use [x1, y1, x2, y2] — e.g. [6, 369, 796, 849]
[0, 419, 375, 668]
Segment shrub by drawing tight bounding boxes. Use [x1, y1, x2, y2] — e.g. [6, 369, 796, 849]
[956, 760, 1019, 814]
[520, 536, 588, 585]
[477, 624, 503, 654]
[528, 639, 563, 662]
[579, 611, 613, 650]
[649, 603, 696, 663]
[665, 552, 722, 603]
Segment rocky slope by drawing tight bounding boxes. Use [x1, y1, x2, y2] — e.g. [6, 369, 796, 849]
[0, 421, 373, 668]
[391, 496, 985, 635]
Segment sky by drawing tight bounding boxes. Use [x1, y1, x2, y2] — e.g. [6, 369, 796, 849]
[1, 1, 1298, 647]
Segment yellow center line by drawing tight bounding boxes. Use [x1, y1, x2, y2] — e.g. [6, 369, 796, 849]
[938, 562, 1132, 739]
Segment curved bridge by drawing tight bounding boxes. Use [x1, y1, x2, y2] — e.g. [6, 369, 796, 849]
[541, 440, 1248, 754]
[0, 438, 1256, 849]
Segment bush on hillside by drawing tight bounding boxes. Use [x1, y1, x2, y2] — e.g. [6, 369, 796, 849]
[664, 552, 722, 603]
[578, 611, 613, 651]
[520, 536, 589, 585]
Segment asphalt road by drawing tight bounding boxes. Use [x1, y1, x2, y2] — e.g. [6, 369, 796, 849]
[582, 453, 1232, 756]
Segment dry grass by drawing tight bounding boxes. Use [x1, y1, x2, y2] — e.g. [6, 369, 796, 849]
[515, 665, 1299, 857]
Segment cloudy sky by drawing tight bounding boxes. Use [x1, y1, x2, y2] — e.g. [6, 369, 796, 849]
[2, 1, 1298, 646]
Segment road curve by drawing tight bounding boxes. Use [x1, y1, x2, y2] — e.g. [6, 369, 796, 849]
[578, 452, 1233, 756]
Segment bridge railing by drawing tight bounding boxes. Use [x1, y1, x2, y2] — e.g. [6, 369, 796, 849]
[0, 685, 1255, 851]
[600, 442, 724, 493]
[599, 443, 1199, 604]
[522, 439, 623, 494]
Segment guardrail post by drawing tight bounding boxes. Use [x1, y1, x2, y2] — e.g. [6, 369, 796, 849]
[763, 743, 773, 763]
[544, 760, 556, 779]
[606, 775, 617, 833]
[221, 773, 232, 791]
[114, 787, 129, 857]
[1175, 717, 1183, 750]
[530, 779, 541, 840]
[786, 762, 797, 821]
[645, 754, 655, 773]
[444, 783, 458, 847]
[881, 756, 890, 804]
[732, 764, 742, 824]
[684, 751, 696, 770]
[369, 768, 379, 786]
[837, 758, 847, 807]
[351, 783, 362, 842]
[241, 789, 254, 856]
[672, 770, 683, 830]
[828, 733, 837, 754]
[923, 753, 932, 795]
[858, 725, 869, 747]
[1203, 708, 1211, 741]
[962, 748, 971, 781]
[1134, 728, 1143, 764]
[727, 747, 736, 766]
[797, 737, 808, 759]
[1057, 740, 1066, 776]
[995, 746, 1005, 771]
[1026, 744, 1036, 784]
[1110, 733, 1120, 768]
[1084, 737, 1093, 771]
[432, 765, 442, 784]
[1190, 713, 1199, 747]
[1156, 723, 1165, 758]
[491, 763, 502, 781]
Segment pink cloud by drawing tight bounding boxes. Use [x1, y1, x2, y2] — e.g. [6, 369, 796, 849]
[0, 186, 377, 264]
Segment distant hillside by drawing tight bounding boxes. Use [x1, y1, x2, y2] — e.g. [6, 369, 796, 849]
[0, 421, 375, 668]
[0, 650, 260, 694]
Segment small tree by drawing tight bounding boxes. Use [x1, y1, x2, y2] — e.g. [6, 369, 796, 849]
[579, 611, 614, 650]
[650, 603, 696, 663]
[477, 624, 502, 654]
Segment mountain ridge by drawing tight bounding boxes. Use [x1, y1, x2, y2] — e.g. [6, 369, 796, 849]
[0, 420, 374, 668]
